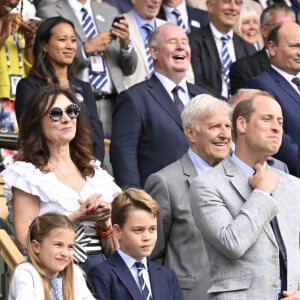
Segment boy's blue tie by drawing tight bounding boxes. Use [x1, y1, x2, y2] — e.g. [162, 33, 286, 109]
[135, 261, 153, 300]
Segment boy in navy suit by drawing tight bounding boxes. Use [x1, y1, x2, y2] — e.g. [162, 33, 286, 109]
[88, 188, 183, 300]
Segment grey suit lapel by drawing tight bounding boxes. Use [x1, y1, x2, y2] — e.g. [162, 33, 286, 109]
[91, 1, 113, 33]
[223, 157, 278, 246]
[181, 152, 198, 185]
[56, 1, 86, 41]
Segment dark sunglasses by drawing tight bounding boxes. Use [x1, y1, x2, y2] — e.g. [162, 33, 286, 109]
[48, 103, 80, 122]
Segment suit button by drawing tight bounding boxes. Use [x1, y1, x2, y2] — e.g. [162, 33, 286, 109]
[272, 252, 279, 259]
[272, 283, 278, 288]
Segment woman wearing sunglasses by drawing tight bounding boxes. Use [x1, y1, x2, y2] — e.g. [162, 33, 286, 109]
[2, 85, 121, 290]
[15, 16, 105, 163]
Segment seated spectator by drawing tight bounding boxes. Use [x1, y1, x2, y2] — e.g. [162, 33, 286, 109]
[88, 188, 183, 300]
[2, 85, 121, 289]
[145, 94, 232, 300]
[9, 212, 95, 299]
[110, 23, 214, 188]
[246, 22, 300, 176]
[16, 16, 105, 163]
[37, 0, 138, 138]
[234, 4, 263, 50]
[189, 0, 256, 99]
[229, 88, 289, 173]
[229, 2, 296, 95]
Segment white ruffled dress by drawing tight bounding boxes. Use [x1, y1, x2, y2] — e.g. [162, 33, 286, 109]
[2, 159, 121, 237]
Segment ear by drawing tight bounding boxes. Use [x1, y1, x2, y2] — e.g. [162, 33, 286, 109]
[260, 25, 268, 42]
[184, 126, 196, 143]
[206, 0, 213, 14]
[149, 46, 158, 61]
[113, 224, 121, 241]
[236, 116, 247, 134]
[31, 240, 40, 254]
[267, 40, 276, 57]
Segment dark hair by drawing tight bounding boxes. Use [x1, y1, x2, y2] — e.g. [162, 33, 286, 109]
[267, 24, 282, 44]
[111, 188, 160, 228]
[29, 16, 76, 84]
[260, 2, 295, 25]
[232, 91, 275, 139]
[19, 85, 95, 176]
[27, 212, 75, 300]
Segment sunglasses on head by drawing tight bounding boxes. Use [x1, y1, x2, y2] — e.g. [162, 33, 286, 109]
[48, 103, 80, 122]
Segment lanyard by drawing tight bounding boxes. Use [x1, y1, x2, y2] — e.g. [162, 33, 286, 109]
[4, 33, 23, 75]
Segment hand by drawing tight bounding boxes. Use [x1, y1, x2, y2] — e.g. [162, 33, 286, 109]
[17, 19, 39, 44]
[84, 31, 113, 54]
[281, 290, 300, 299]
[77, 194, 111, 223]
[0, 13, 21, 41]
[110, 15, 130, 49]
[248, 163, 279, 195]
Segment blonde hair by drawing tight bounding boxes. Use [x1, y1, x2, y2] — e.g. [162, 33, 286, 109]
[112, 188, 160, 227]
[234, 5, 261, 45]
[27, 213, 75, 300]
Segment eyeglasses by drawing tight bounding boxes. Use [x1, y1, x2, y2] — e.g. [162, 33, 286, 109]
[48, 103, 80, 122]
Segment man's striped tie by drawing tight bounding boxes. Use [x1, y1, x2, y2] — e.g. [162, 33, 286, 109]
[220, 35, 232, 92]
[142, 23, 154, 77]
[172, 9, 187, 33]
[81, 7, 108, 90]
[135, 261, 153, 300]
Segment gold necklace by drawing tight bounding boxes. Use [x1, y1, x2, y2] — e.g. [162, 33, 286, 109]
[49, 162, 83, 199]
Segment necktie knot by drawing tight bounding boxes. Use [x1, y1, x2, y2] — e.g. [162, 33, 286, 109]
[135, 261, 145, 270]
[172, 8, 187, 32]
[135, 261, 152, 300]
[172, 8, 181, 17]
[142, 23, 153, 38]
[221, 35, 230, 44]
[172, 86, 185, 112]
[81, 7, 87, 16]
[292, 77, 300, 91]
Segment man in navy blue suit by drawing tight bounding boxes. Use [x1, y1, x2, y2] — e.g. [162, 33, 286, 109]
[157, 0, 209, 33]
[246, 22, 300, 176]
[110, 23, 215, 188]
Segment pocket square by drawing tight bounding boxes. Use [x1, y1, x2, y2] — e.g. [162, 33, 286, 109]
[96, 14, 105, 22]
[191, 20, 201, 28]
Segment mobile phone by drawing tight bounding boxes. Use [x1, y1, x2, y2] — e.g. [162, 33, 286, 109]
[112, 15, 125, 27]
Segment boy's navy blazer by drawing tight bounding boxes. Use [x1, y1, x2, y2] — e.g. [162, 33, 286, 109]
[88, 251, 183, 300]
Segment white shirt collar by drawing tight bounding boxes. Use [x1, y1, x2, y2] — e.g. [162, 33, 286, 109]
[209, 22, 233, 41]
